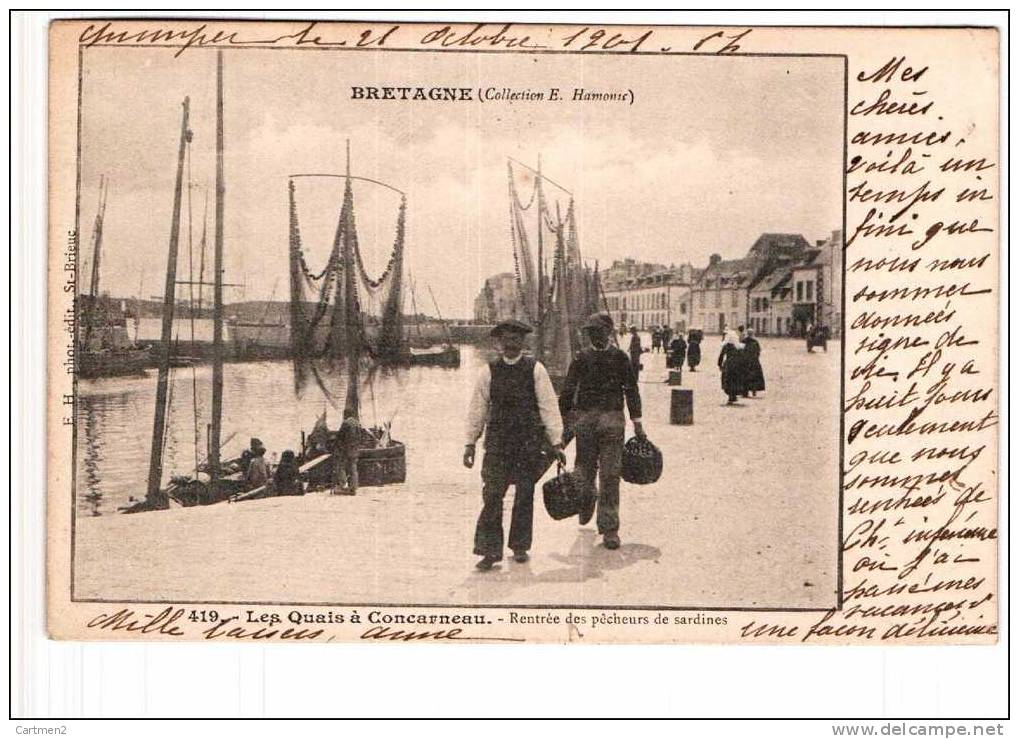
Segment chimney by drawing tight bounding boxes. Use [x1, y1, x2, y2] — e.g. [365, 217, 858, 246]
[709, 253, 722, 266]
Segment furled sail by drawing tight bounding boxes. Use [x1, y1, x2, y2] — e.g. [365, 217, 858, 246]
[506, 158, 608, 381]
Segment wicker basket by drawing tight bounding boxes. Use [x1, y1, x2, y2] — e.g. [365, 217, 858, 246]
[542, 466, 583, 520]
[621, 436, 663, 485]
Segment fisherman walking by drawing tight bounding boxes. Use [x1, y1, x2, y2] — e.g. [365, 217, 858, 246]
[464, 319, 566, 571]
[560, 313, 644, 550]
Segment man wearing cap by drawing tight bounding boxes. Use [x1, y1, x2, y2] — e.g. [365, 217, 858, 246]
[560, 313, 644, 550]
[464, 319, 566, 571]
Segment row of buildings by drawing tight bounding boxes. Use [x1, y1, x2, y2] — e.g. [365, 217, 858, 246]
[473, 230, 843, 337]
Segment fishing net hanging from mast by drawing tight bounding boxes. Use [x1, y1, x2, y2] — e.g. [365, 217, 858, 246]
[288, 174, 406, 406]
[507, 159, 610, 374]
[507, 163, 539, 323]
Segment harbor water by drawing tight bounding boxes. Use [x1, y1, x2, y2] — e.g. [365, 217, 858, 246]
[76, 344, 485, 515]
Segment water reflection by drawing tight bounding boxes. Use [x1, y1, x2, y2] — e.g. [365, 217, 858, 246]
[75, 346, 486, 514]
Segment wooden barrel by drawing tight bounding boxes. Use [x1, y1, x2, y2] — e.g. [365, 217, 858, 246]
[667, 369, 683, 386]
[670, 389, 693, 425]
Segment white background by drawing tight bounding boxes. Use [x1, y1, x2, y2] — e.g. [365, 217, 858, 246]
[9, 8, 1011, 730]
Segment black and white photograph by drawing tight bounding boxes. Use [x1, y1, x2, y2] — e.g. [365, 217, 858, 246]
[65, 36, 845, 612]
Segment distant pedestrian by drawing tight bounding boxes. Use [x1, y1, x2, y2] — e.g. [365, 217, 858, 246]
[651, 327, 662, 353]
[560, 313, 644, 551]
[667, 333, 687, 369]
[628, 326, 645, 379]
[687, 329, 702, 372]
[742, 328, 766, 397]
[718, 330, 745, 404]
[662, 325, 674, 352]
[737, 326, 749, 398]
[807, 323, 828, 353]
[464, 319, 565, 571]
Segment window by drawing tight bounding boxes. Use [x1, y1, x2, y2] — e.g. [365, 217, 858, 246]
[806, 281, 814, 301]
[796, 281, 804, 302]
[714, 290, 721, 308]
[732, 289, 738, 307]
[763, 297, 769, 310]
[699, 291, 705, 308]
[680, 302, 687, 314]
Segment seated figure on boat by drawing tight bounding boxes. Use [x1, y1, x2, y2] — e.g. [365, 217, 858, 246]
[244, 438, 270, 490]
[271, 449, 303, 496]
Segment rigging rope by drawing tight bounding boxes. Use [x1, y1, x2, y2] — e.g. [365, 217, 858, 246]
[185, 140, 201, 476]
[288, 175, 407, 401]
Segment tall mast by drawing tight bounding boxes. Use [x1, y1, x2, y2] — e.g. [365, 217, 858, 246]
[342, 139, 361, 418]
[82, 175, 108, 351]
[146, 97, 191, 501]
[87, 175, 107, 300]
[210, 50, 226, 487]
[535, 155, 545, 360]
[427, 283, 453, 345]
[409, 274, 424, 342]
[197, 190, 208, 313]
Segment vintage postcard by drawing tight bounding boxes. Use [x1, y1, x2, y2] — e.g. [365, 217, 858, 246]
[47, 19, 999, 644]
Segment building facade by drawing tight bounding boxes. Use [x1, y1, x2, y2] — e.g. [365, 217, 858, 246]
[473, 271, 520, 324]
[790, 229, 843, 337]
[602, 263, 697, 333]
[690, 233, 814, 335]
[690, 254, 758, 334]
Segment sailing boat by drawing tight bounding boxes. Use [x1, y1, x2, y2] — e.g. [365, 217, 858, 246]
[77, 176, 151, 379]
[406, 283, 460, 368]
[280, 146, 407, 492]
[506, 157, 605, 387]
[122, 52, 244, 512]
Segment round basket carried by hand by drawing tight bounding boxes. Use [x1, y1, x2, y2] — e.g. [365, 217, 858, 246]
[621, 436, 663, 485]
[542, 466, 583, 520]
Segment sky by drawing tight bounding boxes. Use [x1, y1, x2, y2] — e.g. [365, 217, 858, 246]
[79, 46, 843, 319]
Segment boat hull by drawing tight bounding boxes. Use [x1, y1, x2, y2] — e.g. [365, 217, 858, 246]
[301, 442, 407, 490]
[408, 345, 461, 368]
[78, 347, 150, 379]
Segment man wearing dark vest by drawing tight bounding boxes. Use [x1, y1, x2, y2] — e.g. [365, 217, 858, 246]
[464, 319, 566, 571]
[560, 313, 644, 550]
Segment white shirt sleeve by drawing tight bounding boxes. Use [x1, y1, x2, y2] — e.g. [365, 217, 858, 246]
[464, 366, 491, 445]
[533, 361, 564, 447]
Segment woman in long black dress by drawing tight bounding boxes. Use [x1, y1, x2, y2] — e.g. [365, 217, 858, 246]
[717, 330, 745, 404]
[742, 327, 766, 396]
[687, 329, 702, 371]
[667, 333, 687, 369]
